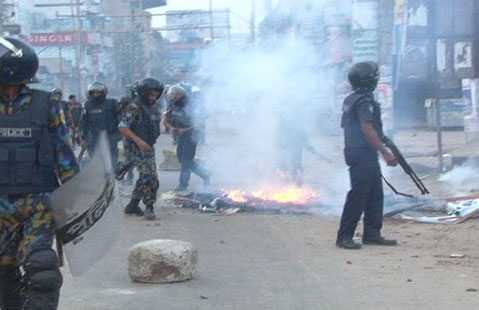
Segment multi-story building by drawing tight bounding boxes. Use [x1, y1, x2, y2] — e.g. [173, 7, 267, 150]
[17, 0, 112, 96]
[393, 0, 477, 130]
[102, 0, 166, 95]
[16, 0, 166, 97]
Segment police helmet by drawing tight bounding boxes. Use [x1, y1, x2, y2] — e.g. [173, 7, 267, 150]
[135, 78, 164, 100]
[50, 88, 63, 101]
[166, 84, 187, 105]
[0, 37, 39, 85]
[348, 62, 380, 92]
[87, 81, 107, 98]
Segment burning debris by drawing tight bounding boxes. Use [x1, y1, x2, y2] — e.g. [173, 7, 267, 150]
[159, 186, 321, 215]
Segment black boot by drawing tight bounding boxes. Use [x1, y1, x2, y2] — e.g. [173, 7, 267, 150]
[363, 236, 398, 246]
[124, 199, 143, 216]
[336, 238, 362, 250]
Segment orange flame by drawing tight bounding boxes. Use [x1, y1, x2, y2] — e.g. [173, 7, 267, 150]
[226, 190, 248, 203]
[225, 186, 319, 204]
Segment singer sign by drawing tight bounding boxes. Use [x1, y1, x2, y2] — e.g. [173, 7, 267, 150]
[27, 32, 81, 46]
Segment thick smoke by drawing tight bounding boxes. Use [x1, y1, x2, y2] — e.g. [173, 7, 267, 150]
[196, 3, 350, 208]
[439, 160, 479, 195]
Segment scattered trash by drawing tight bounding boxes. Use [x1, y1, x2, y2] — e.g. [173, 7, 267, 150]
[101, 289, 136, 296]
[466, 288, 478, 292]
[158, 191, 317, 216]
[450, 253, 466, 259]
[222, 208, 241, 215]
[407, 279, 413, 283]
[200, 295, 209, 300]
[400, 198, 479, 224]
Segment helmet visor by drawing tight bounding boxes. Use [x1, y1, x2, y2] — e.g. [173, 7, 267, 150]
[0, 37, 22, 58]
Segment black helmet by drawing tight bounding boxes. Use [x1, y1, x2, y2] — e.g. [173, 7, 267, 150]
[348, 62, 380, 92]
[0, 37, 39, 85]
[87, 81, 107, 98]
[135, 78, 164, 100]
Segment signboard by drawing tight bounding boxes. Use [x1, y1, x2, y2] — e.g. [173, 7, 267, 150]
[165, 10, 230, 41]
[27, 32, 97, 47]
[28, 32, 79, 46]
[462, 79, 479, 143]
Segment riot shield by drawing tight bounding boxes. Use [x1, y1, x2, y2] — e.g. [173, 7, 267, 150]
[51, 133, 120, 276]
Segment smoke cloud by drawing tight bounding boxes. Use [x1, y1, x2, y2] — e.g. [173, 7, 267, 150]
[439, 160, 479, 195]
[195, 1, 352, 211]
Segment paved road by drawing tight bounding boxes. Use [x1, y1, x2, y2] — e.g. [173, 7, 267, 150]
[60, 203, 479, 310]
[59, 134, 479, 310]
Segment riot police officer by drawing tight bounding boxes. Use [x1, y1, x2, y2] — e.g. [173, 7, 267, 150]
[80, 82, 120, 166]
[336, 61, 398, 250]
[50, 88, 71, 128]
[118, 78, 164, 220]
[0, 37, 78, 309]
[164, 85, 211, 192]
[67, 94, 82, 148]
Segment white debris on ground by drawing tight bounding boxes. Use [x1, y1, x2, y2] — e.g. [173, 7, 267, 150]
[400, 198, 479, 224]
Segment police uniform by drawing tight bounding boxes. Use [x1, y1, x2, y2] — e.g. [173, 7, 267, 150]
[337, 91, 385, 243]
[119, 99, 161, 207]
[68, 100, 82, 147]
[0, 87, 79, 309]
[80, 97, 120, 166]
[167, 98, 209, 191]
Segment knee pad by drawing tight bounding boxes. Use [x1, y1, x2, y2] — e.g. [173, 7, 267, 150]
[25, 249, 62, 292]
[29, 270, 62, 291]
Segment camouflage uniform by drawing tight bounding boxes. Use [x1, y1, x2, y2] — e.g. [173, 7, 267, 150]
[0, 87, 78, 309]
[119, 101, 161, 206]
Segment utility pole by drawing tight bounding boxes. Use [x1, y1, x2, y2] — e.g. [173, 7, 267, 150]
[73, 0, 83, 98]
[209, 0, 214, 40]
[226, 9, 231, 47]
[435, 99, 444, 172]
[35, 1, 88, 97]
[59, 46, 65, 90]
[250, 0, 256, 44]
[264, 0, 272, 13]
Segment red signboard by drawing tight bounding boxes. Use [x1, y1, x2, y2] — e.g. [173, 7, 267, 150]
[28, 32, 80, 46]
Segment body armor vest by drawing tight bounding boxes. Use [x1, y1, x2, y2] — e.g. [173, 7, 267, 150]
[131, 102, 161, 147]
[0, 90, 58, 195]
[341, 92, 383, 149]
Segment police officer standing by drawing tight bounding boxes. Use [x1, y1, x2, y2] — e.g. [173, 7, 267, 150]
[0, 37, 79, 309]
[80, 81, 120, 166]
[50, 88, 72, 129]
[67, 94, 82, 148]
[336, 62, 398, 250]
[118, 78, 164, 220]
[164, 85, 211, 192]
